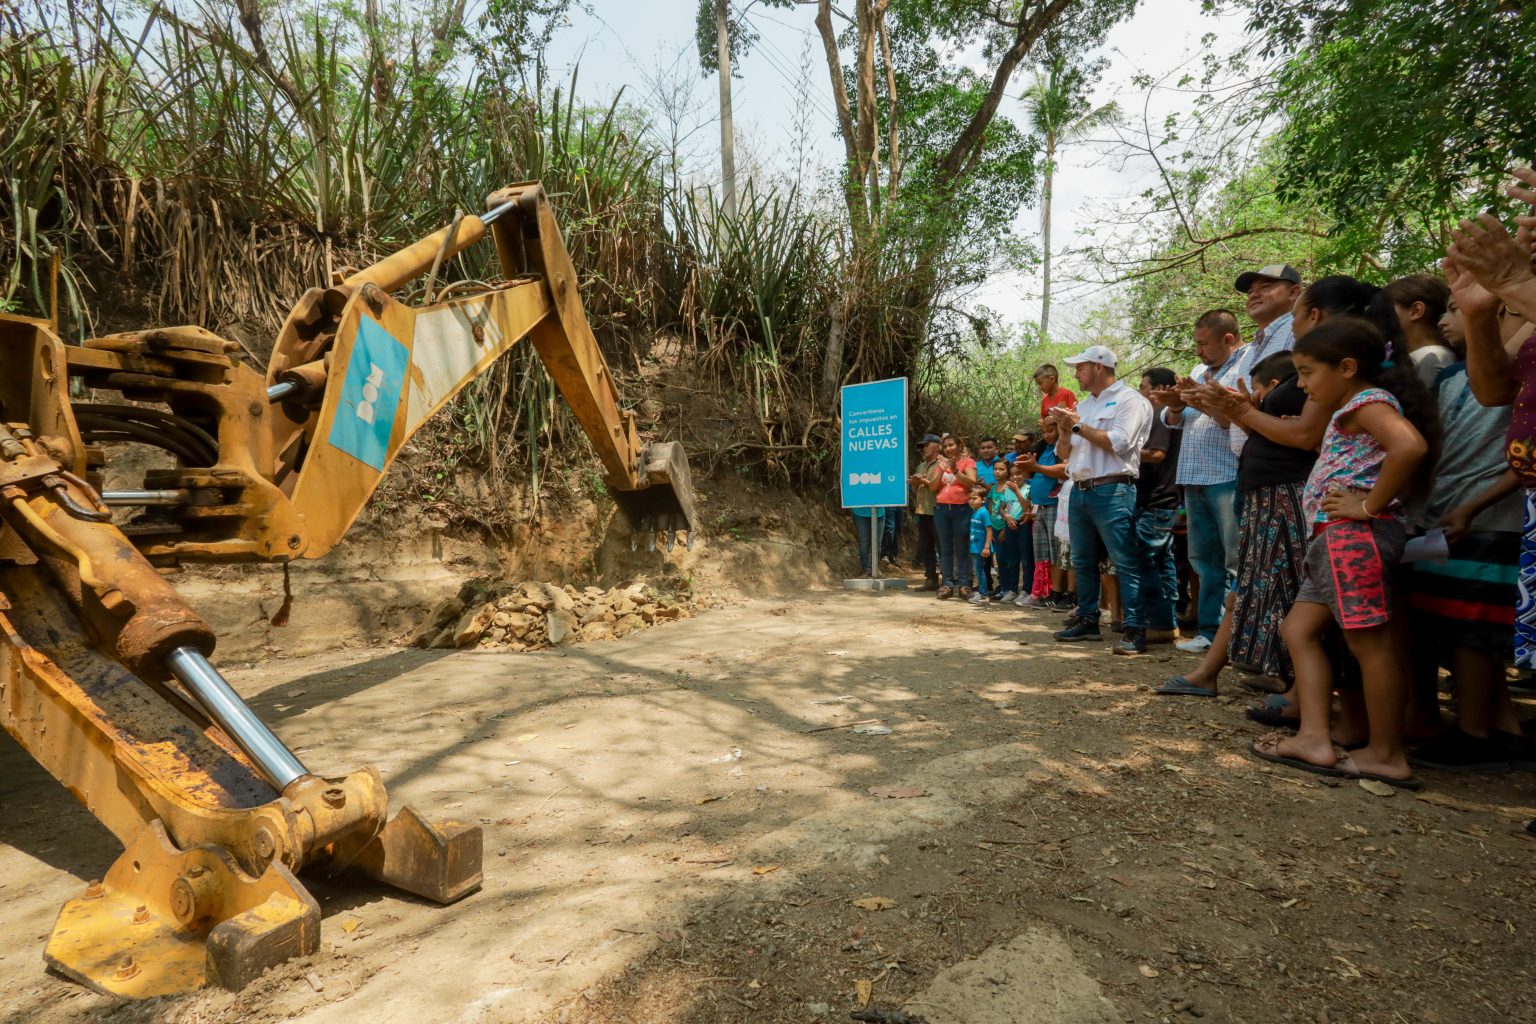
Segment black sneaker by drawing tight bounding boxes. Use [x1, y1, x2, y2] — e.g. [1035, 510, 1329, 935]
[1496, 729, 1536, 771]
[1409, 727, 1511, 773]
[1112, 629, 1147, 656]
[1055, 619, 1102, 642]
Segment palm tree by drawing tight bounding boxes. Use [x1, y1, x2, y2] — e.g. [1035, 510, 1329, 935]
[1020, 58, 1120, 339]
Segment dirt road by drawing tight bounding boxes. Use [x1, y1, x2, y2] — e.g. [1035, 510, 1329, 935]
[3, 589, 1534, 1024]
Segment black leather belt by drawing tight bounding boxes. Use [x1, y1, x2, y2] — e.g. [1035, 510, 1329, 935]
[1076, 473, 1134, 491]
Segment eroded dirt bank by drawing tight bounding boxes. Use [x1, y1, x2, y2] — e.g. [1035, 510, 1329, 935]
[2, 590, 1533, 1024]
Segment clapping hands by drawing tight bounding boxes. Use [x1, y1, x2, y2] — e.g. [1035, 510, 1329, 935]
[1444, 167, 1536, 306]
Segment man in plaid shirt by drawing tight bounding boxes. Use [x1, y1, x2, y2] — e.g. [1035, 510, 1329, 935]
[1153, 309, 1244, 652]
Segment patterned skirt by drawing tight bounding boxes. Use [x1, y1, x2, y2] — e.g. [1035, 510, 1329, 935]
[1517, 489, 1536, 668]
[1229, 482, 1309, 682]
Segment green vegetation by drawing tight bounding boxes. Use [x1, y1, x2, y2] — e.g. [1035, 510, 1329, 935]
[4, 0, 1533, 505]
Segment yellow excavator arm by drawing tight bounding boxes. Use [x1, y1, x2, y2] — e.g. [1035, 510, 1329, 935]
[0, 184, 696, 998]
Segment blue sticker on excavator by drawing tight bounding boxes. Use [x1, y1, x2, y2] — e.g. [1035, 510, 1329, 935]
[327, 317, 408, 471]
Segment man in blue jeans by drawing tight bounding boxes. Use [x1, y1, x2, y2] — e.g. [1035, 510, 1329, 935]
[1048, 345, 1154, 654]
[1126, 368, 1183, 651]
[1151, 309, 1243, 653]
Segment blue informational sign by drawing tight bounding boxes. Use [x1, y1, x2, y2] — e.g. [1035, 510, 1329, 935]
[328, 317, 409, 471]
[840, 377, 909, 508]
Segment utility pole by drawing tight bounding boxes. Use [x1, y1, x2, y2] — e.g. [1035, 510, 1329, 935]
[715, 0, 738, 220]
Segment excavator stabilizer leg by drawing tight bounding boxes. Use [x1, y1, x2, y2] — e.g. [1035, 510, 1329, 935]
[44, 821, 320, 998]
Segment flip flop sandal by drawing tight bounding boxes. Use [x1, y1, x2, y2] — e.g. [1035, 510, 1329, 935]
[1245, 692, 1299, 728]
[1155, 676, 1218, 698]
[1236, 673, 1287, 695]
[1334, 753, 1423, 791]
[1248, 737, 1348, 779]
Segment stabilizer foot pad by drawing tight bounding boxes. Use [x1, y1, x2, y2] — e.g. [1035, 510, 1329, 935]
[354, 805, 483, 904]
[44, 821, 319, 998]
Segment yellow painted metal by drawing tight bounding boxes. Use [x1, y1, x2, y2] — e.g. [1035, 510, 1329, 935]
[0, 183, 694, 996]
[283, 281, 553, 558]
[44, 821, 320, 998]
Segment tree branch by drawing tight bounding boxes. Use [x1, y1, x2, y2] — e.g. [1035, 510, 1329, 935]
[234, 0, 305, 113]
[936, 0, 1074, 186]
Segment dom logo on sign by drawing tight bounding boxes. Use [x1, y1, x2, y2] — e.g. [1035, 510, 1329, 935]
[328, 318, 410, 471]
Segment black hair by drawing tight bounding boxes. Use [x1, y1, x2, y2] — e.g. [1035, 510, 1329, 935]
[1301, 275, 1401, 348]
[1292, 315, 1439, 496]
[1383, 274, 1451, 342]
[1194, 309, 1241, 338]
[1251, 351, 1296, 387]
[1034, 364, 1058, 378]
[1142, 366, 1177, 388]
[979, 436, 998, 445]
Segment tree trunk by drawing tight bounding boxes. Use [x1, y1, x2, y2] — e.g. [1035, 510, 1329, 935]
[822, 287, 849, 410]
[1040, 135, 1055, 340]
[815, 0, 868, 240]
[716, 0, 738, 220]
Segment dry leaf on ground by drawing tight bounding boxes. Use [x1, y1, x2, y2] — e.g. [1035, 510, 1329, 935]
[851, 896, 897, 911]
[855, 978, 873, 1007]
[868, 786, 928, 799]
[1358, 779, 1396, 797]
[753, 864, 780, 875]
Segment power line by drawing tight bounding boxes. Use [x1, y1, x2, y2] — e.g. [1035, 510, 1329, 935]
[738, 14, 839, 129]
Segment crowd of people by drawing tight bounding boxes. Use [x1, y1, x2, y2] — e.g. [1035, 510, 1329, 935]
[858, 165, 1536, 805]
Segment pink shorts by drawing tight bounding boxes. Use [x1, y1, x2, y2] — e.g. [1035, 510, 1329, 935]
[1294, 518, 1406, 629]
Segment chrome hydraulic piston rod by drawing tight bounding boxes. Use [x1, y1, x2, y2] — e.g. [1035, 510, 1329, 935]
[166, 646, 308, 790]
[100, 490, 187, 506]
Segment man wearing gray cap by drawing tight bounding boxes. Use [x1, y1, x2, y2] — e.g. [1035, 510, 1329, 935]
[1047, 345, 1154, 654]
[1230, 265, 1303, 445]
[908, 433, 944, 589]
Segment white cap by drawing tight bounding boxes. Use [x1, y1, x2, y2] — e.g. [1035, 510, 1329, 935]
[1062, 345, 1118, 370]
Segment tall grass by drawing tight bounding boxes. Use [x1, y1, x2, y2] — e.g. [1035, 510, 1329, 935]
[0, 1, 851, 521]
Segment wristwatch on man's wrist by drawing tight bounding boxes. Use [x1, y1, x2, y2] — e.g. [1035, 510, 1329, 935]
[1071, 423, 1082, 435]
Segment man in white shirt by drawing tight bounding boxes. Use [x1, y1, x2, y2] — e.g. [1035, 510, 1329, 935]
[1047, 345, 1155, 654]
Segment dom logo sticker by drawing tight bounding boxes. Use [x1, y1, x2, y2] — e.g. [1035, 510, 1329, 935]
[328, 317, 408, 471]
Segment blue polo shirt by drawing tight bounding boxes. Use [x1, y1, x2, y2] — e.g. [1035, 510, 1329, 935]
[1028, 448, 1062, 506]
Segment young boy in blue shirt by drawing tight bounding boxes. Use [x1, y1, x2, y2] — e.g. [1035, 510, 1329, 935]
[968, 487, 991, 605]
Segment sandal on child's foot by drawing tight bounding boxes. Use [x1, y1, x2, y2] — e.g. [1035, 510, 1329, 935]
[1334, 752, 1422, 790]
[1248, 732, 1347, 778]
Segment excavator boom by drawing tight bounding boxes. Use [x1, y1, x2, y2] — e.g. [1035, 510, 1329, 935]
[0, 183, 696, 996]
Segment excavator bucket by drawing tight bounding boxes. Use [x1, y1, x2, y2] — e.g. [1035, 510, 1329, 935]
[609, 441, 698, 542]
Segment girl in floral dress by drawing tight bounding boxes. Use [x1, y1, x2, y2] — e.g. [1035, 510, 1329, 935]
[1249, 316, 1437, 788]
